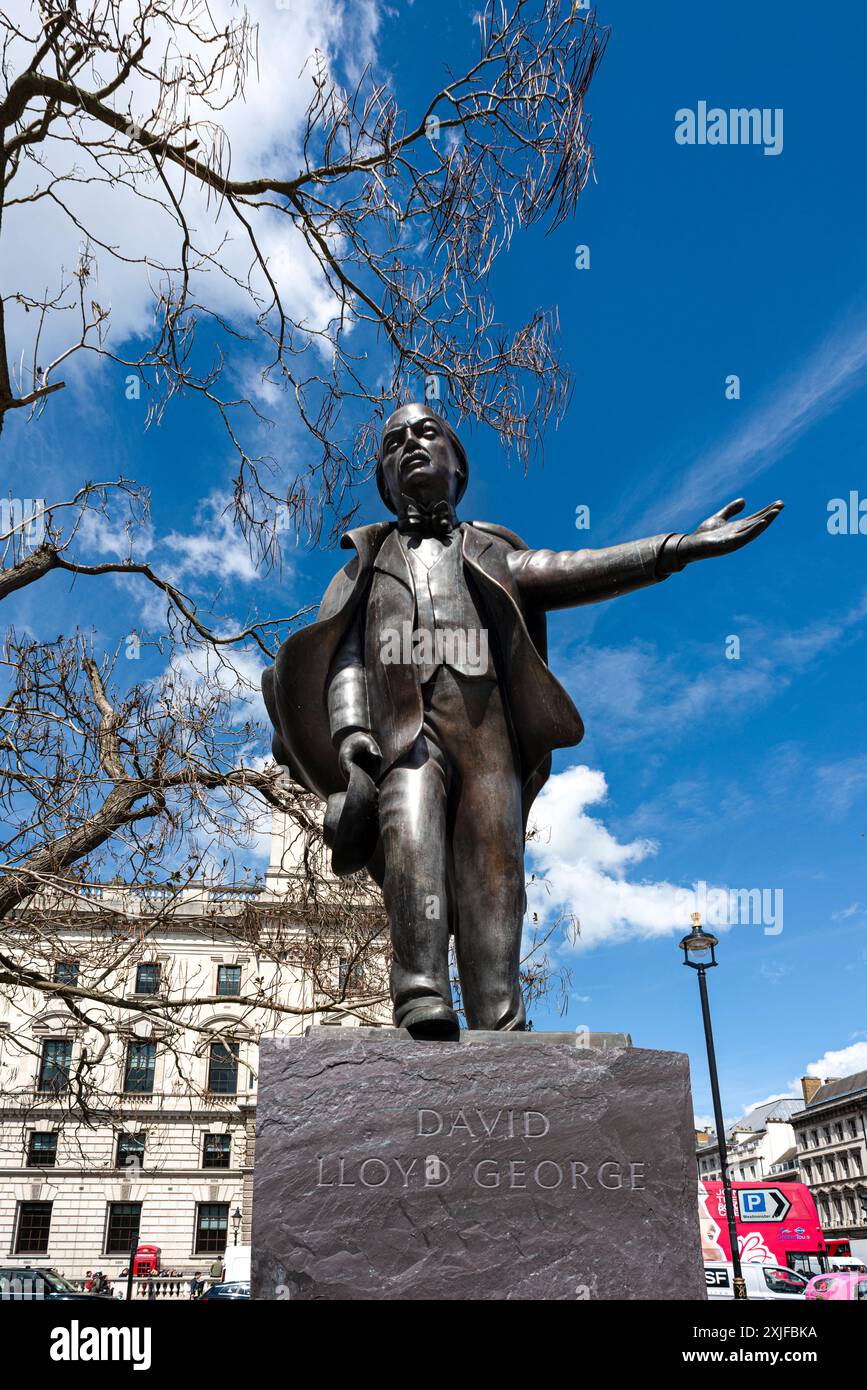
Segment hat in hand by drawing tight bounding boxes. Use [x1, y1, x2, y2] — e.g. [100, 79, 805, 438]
[323, 761, 379, 876]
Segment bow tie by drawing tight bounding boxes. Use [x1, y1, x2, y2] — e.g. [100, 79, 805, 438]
[396, 500, 457, 538]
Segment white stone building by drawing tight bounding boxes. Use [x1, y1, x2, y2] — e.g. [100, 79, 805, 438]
[0, 809, 388, 1283]
[791, 1072, 867, 1241]
[695, 1098, 801, 1183]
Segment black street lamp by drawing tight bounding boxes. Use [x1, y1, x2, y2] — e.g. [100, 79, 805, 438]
[680, 912, 747, 1301]
[231, 1206, 243, 1246]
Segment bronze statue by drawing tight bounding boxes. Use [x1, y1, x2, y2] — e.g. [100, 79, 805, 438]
[263, 404, 783, 1039]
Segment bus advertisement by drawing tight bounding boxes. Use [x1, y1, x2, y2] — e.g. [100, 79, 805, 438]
[698, 1179, 828, 1277]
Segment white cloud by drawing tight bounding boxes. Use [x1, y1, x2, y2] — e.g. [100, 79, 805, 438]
[558, 589, 867, 750]
[759, 960, 792, 985]
[163, 495, 259, 583]
[739, 1092, 798, 1113]
[833, 902, 866, 922]
[559, 640, 774, 747]
[633, 304, 867, 529]
[76, 502, 155, 563]
[0, 0, 381, 386]
[802, 1042, 867, 1082]
[816, 756, 867, 819]
[167, 644, 267, 728]
[525, 764, 732, 951]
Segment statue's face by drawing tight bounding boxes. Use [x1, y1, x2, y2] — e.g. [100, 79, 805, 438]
[379, 404, 462, 511]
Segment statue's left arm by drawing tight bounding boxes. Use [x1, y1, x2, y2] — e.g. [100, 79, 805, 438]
[507, 497, 783, 611]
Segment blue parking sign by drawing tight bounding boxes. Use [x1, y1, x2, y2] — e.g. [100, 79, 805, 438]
[737, 1187, 791, 1222]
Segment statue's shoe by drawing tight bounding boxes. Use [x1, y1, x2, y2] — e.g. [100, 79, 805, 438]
[400, 1002, 461, 1041]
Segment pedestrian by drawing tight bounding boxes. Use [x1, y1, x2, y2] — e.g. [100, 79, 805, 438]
[189, 1272, 204, 1299]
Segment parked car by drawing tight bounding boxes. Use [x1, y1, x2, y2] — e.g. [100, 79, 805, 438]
[705, 1262, 808, 1300]
[198, 1280, 251, 1300]
[0, 1267, 114, 1301]
[828, 1256, 867, 1274]
[805, 1271, 867, 1301]
[222, 1244, 251, 1284]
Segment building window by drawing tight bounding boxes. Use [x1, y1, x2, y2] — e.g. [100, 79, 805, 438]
[835, 1123, 844, 1142]
[15, 1201, 52, 1254]
[207, 1041, 239, 1095]
[116, 1133, 146, 1170]
[202, 1134, 232, 1169]
[26, 1132, 58, 1167]
[195, 1203, 229, 1254]
[134, 963, 161, 996]
[105, 1202, 142, 1255]
[53, 960, 79, 987]
[216, 965, 241, 997]
[37, 1038, 72, 1094]
[338, 957, 363, 993]
[123, 1041, 156, 1094]
[849, 1119, 858, 1139]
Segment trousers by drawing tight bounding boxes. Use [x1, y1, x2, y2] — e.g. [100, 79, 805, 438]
[371, 665, 527, 1030]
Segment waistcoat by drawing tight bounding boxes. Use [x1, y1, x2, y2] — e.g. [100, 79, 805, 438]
[403, 533, 494, 682]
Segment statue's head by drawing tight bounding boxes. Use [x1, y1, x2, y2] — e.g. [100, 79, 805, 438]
[376, 403, 468, 516]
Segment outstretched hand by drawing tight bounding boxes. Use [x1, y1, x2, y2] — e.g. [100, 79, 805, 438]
[677, 497, 784, 564]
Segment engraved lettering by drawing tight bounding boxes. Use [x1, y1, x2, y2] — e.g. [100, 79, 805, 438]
[508, 1160, 526, 1189]
[395, 1158, 418, 1185]
[534, 1160, 563, 1189]
[424, 1156, 450, 1187]
[473, 1159, 500, 1188]
[476, 1109, 502, 1137]
[337, 1157, 356, 1187]
[358, 1158, 389, 1188]
[597, 1161, 622, 1190]
[571, 1161, 591, 1190]
[448, 1109, 474, 1137]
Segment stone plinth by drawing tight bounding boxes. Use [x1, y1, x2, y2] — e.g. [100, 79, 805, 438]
[251, 1030, 706, 1301]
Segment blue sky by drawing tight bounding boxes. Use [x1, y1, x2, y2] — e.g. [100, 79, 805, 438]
[5, 1, 867, 1126]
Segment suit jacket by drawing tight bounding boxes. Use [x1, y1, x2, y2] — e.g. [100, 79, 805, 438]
[262, 520, 675, 832]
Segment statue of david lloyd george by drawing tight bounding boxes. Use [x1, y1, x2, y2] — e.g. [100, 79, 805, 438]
[263, 403, 782, 1040]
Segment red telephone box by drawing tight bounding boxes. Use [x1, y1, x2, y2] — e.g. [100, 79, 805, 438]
[133, 1244, 160, 1276]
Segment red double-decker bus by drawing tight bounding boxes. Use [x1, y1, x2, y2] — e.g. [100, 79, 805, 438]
[699, 1180, 829, 1277]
